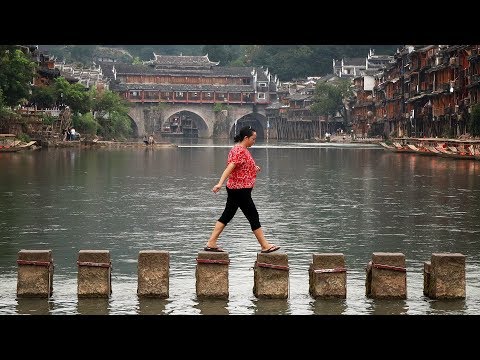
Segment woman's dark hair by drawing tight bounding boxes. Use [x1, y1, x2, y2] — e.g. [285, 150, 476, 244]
[234, 125, 255, 143]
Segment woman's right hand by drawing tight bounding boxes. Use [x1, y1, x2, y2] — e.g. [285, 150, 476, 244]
[212, 184, 222, 193]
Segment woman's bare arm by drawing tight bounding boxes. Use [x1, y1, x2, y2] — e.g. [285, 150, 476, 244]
[212, 162, 236, 193]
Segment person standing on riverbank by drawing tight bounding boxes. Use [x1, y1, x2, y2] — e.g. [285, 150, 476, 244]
[204, 125, 280, 254]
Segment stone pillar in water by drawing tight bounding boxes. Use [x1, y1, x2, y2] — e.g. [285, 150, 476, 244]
[365, 252, 407, 299]
[17, 249, 54, 298]
[137, 250, 169, 298]
[309, 253, 346, 299]
[423, 253, 465, 299]
[77, 250, 112, 298]
[253, 251, 289, 299]
[195, 250, 230, 299]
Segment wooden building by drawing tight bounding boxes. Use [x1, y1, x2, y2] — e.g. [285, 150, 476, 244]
[350, 45, 480, 139]
[100, 55, 274, 101]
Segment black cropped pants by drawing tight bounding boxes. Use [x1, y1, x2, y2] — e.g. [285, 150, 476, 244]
[218, 187, 261, 231]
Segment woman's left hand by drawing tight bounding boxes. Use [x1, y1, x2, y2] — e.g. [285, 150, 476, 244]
[255, 165, 261, 172]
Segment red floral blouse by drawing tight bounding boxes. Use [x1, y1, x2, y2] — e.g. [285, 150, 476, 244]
[226, 145, 257, 189]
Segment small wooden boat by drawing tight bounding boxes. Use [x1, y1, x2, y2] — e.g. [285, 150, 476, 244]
[392, 142, 417, 153]
[391, 137, 480, 161]
[406, 144, 437, 156]
[379, 141, 417, 153]
[379, 142, 396, 151]
[0, 134, 40, 152]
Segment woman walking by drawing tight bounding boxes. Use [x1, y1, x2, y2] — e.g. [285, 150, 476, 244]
[204, 125, 280, 253]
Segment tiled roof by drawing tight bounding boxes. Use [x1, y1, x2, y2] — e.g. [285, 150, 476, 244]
[414, 45, 436, 53]
[149, 53, 219, 67]
[109, 83, 255, 92]
[265, 101, 282, 109]
[286, 93, 311, 101]
[439, 45, 469, 54]
[342, 57, 366, 66]
[362, 69, 382, 76]
[319, 73, 339, 82]
[425, 63, 448, 73]
[101, 63, 256, 78]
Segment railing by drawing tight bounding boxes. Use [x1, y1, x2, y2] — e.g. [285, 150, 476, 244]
[16, 107, 62, 117]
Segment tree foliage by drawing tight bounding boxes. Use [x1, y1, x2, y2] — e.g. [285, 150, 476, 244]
[310, 78, 352, 119]
[53, 77, 92, 114]
[201, 45, 241, 66]
[31, 86, 57, 108]
[0, 46, 37, 106]
[72, 112, 97, 135]
[91, 88, 132, 140]
[41, 45, 399, 81]
[0, 88, 16, 119]
[246, 45, 399, 80]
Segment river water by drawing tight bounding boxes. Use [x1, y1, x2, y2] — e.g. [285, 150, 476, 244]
[1, 139, 480, 315]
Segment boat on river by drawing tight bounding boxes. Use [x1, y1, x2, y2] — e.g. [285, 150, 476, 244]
[0, 134, 40, 152]
[380, 137, 480, 160]
[379, 141, 417, 153]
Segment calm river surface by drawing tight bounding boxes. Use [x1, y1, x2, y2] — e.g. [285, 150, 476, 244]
[1, 139, 480, 315]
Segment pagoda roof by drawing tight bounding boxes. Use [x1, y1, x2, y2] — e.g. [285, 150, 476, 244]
[109, 83, 255, 93]
[100, 62, 260, 79]
[144, 53, 220, 68]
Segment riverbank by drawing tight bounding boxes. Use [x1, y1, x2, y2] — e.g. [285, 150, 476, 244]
[84, 140, 177, 148]
[316, 134, 383, 144]
[38, 139, 177, 148]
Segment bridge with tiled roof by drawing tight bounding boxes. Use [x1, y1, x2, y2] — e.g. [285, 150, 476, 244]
[98, 54, 280, 138]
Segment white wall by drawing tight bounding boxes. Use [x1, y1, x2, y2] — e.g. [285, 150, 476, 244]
[364, 76, 375, 91]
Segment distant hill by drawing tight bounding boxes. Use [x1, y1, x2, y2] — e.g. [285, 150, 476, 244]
[38, 44, 400, 81]
[39, 45, 205, 64]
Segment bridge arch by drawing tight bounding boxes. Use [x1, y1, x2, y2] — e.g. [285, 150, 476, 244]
[127, 102, 268, 139]
[229, 112, 267, 139]
[160, 109, 209, 138]
[127, 114, 139, 138]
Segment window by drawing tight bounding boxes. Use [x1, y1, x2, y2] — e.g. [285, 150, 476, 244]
[258, 93, 266, 99]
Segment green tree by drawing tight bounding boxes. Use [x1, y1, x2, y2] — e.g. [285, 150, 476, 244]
[310, 78, 352, 120]
[91, 89, 132, 140]
[72, 112, 97, 136]
[249, 45, 399, 81]
[202, 45, 239, 65]
[132, 56, 143, 65]
[0, 88, 5, 111]
[53, 77, 92, 114]
[0, 88, 14, 118]
[30, 86, 57, 108]
[70, 46, 96, 64]
[0, 46, 37, 106]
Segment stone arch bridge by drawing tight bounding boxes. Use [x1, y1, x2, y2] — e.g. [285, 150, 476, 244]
[127, 102, 269, 139]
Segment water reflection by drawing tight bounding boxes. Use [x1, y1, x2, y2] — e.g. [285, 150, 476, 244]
[426, 298, 467, 315]
[77, 298, 110, 315]
[137, 297, 168, 315]
[310, 298, 347, 315]
[253, 298, 289, 315]
[16, 298, 53, 315]
[2, 143, 480, 315]
[366, 299, 409, 315]
[194, 299, 229, 315]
